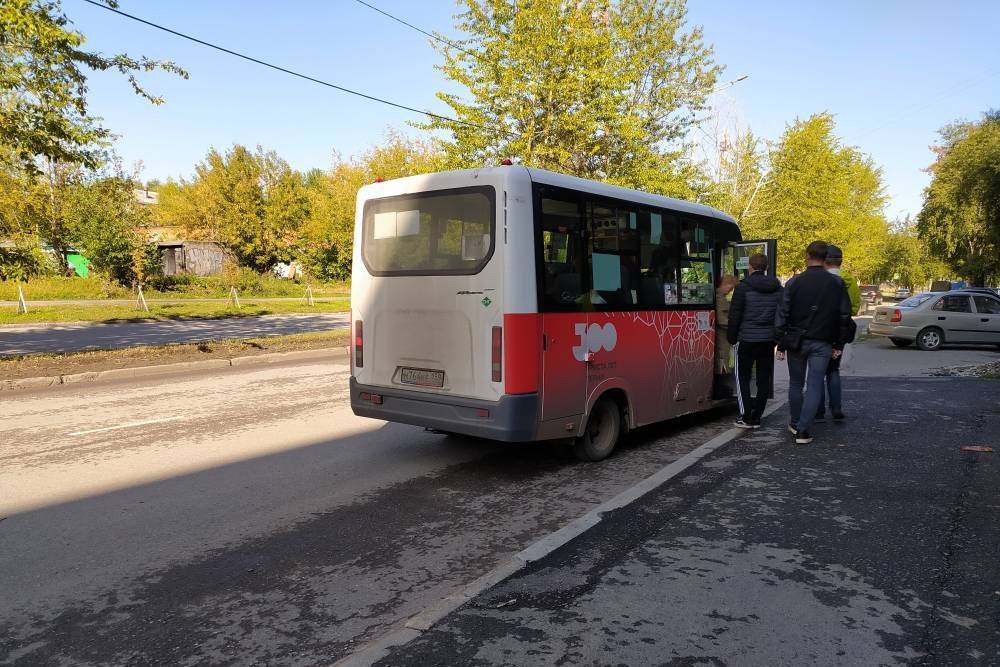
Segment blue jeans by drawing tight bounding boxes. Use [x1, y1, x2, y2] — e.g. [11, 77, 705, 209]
[786, 339, 833, 434]
[817, 355, 842, 417]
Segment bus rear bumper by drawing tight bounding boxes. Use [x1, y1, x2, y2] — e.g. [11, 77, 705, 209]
[350, 377, 539, 442]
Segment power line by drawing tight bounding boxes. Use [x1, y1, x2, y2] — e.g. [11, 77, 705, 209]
[352, 0, 480, 60]
[78, 0, 487, 131]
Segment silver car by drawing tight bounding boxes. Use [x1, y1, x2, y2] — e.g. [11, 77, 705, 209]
[869, 290, 1000, 351]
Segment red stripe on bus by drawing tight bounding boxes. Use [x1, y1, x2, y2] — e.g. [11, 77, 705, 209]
[503, 313, 541, 394]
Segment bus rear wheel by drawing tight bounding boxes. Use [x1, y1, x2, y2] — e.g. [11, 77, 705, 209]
[573, 397, 621, 462]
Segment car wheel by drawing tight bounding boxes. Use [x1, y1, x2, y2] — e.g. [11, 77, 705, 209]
[573, 396, 622, 462]
[890, 338, 913, 348]
[916, 327, 943, 351]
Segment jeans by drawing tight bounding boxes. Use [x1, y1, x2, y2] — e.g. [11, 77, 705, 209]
[733, 341, 775, 423]
[786, 338, 833, 434]
[817, 355, 842, 417]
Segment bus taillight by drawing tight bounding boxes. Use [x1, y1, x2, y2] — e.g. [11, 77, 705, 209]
[491, 326, 502, 383]
[354, 320, 364, 368]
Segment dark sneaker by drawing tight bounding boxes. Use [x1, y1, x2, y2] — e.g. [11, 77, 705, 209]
[734, 419, 754, 429]
[832, 411, 846, 421]
[814, 414, 826, 423]
[795, 431, 813, 445]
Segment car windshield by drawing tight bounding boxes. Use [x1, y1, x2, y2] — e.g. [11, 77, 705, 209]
[898, 293, 934, 308]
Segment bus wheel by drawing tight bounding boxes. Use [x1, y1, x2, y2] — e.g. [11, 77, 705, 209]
[573, 397, 621, 462]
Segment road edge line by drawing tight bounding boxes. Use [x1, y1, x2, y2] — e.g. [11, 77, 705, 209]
[333, 399, 787, 667]
[1, 347, 349, 392]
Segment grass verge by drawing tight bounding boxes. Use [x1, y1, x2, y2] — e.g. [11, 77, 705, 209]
[0, 299, 350, 325]
[0, 330, 349, 380]
[1, 276, 350, 301]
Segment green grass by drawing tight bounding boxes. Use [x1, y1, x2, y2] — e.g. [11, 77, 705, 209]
[0, 298, 350, 325]
[1, 276, 350, 301]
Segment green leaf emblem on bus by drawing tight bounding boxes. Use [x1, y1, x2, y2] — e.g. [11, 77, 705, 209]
[481, 296, 492, 308]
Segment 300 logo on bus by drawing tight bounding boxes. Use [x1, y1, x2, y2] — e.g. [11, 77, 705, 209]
[572, 322, 618, 362]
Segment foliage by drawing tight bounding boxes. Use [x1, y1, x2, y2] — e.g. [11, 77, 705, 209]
[156, 145, 310, 272]
[425, 0, 719, 197]
[0, 0, 186, 173]
[741, 113, 890, 278]
[874, 224, 950, 289]
[62, 169, 160, 285]
[704, 128, 767, 223]
[917, 111, 1000, 286]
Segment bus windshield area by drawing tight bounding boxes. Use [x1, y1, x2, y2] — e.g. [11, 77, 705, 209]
[362, 186, 495, 276]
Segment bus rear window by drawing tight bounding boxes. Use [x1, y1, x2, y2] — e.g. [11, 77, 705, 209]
[361, 186, 495, 276]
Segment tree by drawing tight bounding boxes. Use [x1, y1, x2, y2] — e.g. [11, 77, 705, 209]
[917, 111, 1000, 286]
[0, 0, 186, 173]
[743, 113, 891, 276]
[425, 0, 719, 197]
[64, 168, 160, 285]
[704, 128, 767, 224]
[156, 145, 310, 272]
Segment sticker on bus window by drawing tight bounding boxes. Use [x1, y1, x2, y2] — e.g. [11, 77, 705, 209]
[396, 210, 420, 237]
[736, 257, 750, 270]
[664, 283, 678, 304]
[697, 311, 711, 331]
[373, 212, 396, 239]
[592, 253, 621, 291]
[462, 234, 489, 261]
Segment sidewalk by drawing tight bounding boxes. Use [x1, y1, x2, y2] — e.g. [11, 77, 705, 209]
[377, 376, 1000, 665]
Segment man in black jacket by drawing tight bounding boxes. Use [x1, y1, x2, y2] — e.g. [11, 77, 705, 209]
[727, 253, 782, 429]
[775, 241, 853, 445]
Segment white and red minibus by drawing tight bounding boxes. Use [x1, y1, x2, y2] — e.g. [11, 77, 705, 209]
[350, 166, 775, 460]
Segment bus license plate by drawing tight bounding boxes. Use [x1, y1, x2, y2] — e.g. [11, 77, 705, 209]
[400, 368, 445, 388]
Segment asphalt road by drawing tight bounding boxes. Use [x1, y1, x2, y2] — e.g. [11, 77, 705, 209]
[0, 312, 350, 356]
[383, 376, 1000, 665]
[1, 335, 996, 665]
[0, 358, 741, 665]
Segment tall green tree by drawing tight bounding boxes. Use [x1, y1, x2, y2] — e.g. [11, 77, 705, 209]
[917, 111, 1000, 286]
[744, 113, 890, 277]
[64, 169, 160, 286]
[156, 145, 310, 272]
[426, 0, 719, 197]
[0, 0, 186, 172]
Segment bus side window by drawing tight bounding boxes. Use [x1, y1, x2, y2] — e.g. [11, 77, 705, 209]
[540, 197, 585, 310]
[587, 203, 641, 307]
[639, 210, 678, 306]
[679, 218, 714, 305]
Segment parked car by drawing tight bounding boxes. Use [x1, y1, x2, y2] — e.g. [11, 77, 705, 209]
[894, 287, 912, 300]
[869, 290, 1000, 351]
[860, 285, 883, 305]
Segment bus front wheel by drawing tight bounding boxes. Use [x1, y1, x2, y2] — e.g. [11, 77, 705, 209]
[573, 397, 622, 462]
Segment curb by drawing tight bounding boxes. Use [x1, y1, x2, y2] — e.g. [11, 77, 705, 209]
[334, 399, 787, 667]
[1, 347, 349, 392]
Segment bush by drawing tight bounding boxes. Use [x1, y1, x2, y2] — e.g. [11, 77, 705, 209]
[0, 245, 50, 281]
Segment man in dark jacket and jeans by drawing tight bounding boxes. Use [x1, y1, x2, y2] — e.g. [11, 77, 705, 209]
[727, 253, 782, 429]
[775, 241, 853, 445]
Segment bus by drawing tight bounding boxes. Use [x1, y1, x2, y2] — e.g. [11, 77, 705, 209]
[350, 166, 776, 461]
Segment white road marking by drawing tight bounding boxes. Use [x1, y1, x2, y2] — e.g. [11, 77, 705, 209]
[69, 416, 184, 437]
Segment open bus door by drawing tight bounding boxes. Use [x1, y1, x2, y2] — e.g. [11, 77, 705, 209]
[724, 239, 778, 280]
[713, 238, 778, 401]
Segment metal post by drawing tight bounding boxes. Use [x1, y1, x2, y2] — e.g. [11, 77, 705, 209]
[16, 285, 28, 314]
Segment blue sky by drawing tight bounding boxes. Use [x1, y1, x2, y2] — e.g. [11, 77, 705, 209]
[70, 0, 999, 220]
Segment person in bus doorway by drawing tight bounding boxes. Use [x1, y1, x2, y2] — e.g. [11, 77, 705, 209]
[775, 241, 853, 445]
[713, 274, 739, 398]
[816, 244, 861, 423]
[727, 253, 782, 429]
